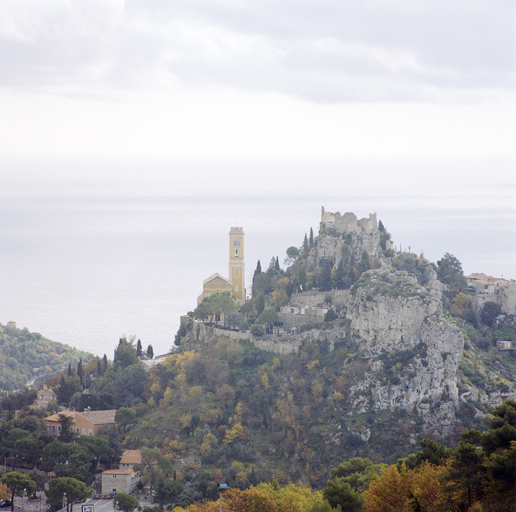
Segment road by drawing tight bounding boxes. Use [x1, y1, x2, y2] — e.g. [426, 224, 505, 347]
[8, 491, 153, 512]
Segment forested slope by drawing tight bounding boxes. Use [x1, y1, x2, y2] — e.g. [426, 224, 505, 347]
[0, 323, 91, 390]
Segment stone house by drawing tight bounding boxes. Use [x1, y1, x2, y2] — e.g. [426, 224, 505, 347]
[32, 385, 57, 409]
[101, 469, 140, 495]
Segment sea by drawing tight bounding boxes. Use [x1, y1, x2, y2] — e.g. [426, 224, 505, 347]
[1, 160, 515, 358]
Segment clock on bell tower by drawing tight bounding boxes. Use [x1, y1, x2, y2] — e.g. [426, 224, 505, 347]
[228, 227, 245, 302]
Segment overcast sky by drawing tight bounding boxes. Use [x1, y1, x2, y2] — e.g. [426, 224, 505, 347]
[0, 0, 515, 194]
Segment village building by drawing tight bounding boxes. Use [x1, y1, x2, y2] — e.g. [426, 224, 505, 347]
[44, 409, 117, 436]
[467, 273, 516, 315]
[119, 449, 142, 469]
[101, 469, 140, 495]
[31, 385, 57, 409]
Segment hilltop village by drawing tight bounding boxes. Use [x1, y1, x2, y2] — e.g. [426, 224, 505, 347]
[1, 207, 516, 511]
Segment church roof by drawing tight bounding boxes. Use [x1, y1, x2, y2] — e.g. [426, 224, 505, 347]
[202, 273, 233, 287]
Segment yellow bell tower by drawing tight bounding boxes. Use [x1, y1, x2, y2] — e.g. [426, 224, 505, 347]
[229, 227, 245, 302]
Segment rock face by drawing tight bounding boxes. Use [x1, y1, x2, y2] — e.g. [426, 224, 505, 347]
[277, 263, 464, 434]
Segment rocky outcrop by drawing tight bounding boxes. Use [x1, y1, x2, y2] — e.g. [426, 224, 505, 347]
[311, 210, 382, 267]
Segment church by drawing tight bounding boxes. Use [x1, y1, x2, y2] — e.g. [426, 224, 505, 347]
[197, 227, 246, 305]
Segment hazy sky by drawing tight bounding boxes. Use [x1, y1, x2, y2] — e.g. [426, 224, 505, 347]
[0, 0, 515, 193]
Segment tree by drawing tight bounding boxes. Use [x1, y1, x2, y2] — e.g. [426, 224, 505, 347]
[446, 442, 485, 510]
[46, 477, 92, 512]
[403, 438, 452, 468]
[55, 375, 82, 406]
[329, 457, 378, 492]
[114, 493, 139, 512]
[77, 359, 84, 388]
[318, 260, 333, 291]
[152, 478, 184, 507]
[147, 344, 154, 359]
[323, 478, 364, 512]
[114, 338, 139, 370]
[450, 293, 477, 325]
[1, 472, 36, 511]
[480, 399, 516, 454]
[252, 260, 263, 296]
[115, 407, 137, 433]
[77, 435, 113, 470]
[480, 301, 502, 327]
[363, 463, 410, 512]
[136, 339, 143, 357]
[436, 253, 468, 297]
[309, 227, 314, 247]
[324, 309, 338, 322]
[256, 308, 278, 326]
[257, 295, 265, 315]
[285, 246, 301, 266]
[194, 292, 239, 326]
[58, 414, 77, 443]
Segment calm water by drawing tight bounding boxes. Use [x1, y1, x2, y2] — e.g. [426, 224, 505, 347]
[1, 187, 515, 357]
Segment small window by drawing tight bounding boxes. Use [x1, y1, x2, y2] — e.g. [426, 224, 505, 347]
[234, 268, 239, 277]
[88, 429, 93, 435]
[82, 428, 86, 435]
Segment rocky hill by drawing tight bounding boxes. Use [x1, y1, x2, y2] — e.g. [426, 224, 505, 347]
[175, 208, 516, 468]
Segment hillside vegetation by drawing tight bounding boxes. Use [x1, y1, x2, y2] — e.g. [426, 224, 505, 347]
[0, 323, 92, 390]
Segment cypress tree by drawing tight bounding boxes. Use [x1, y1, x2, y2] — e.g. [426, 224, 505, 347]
[147, 344, 154, 359]
[275, 256, 280, 271]
[303, 233, 309, 253]
[252, 260, 262, 296]
[102, 354, 108, 375]
[136, 339, 143, 357]
[257, 295, 265, 315]
[77, 358, 84, 387]
[309, 227, 314, 247]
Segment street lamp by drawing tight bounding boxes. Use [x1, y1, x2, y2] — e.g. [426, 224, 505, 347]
[217, 483, 228, 512]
